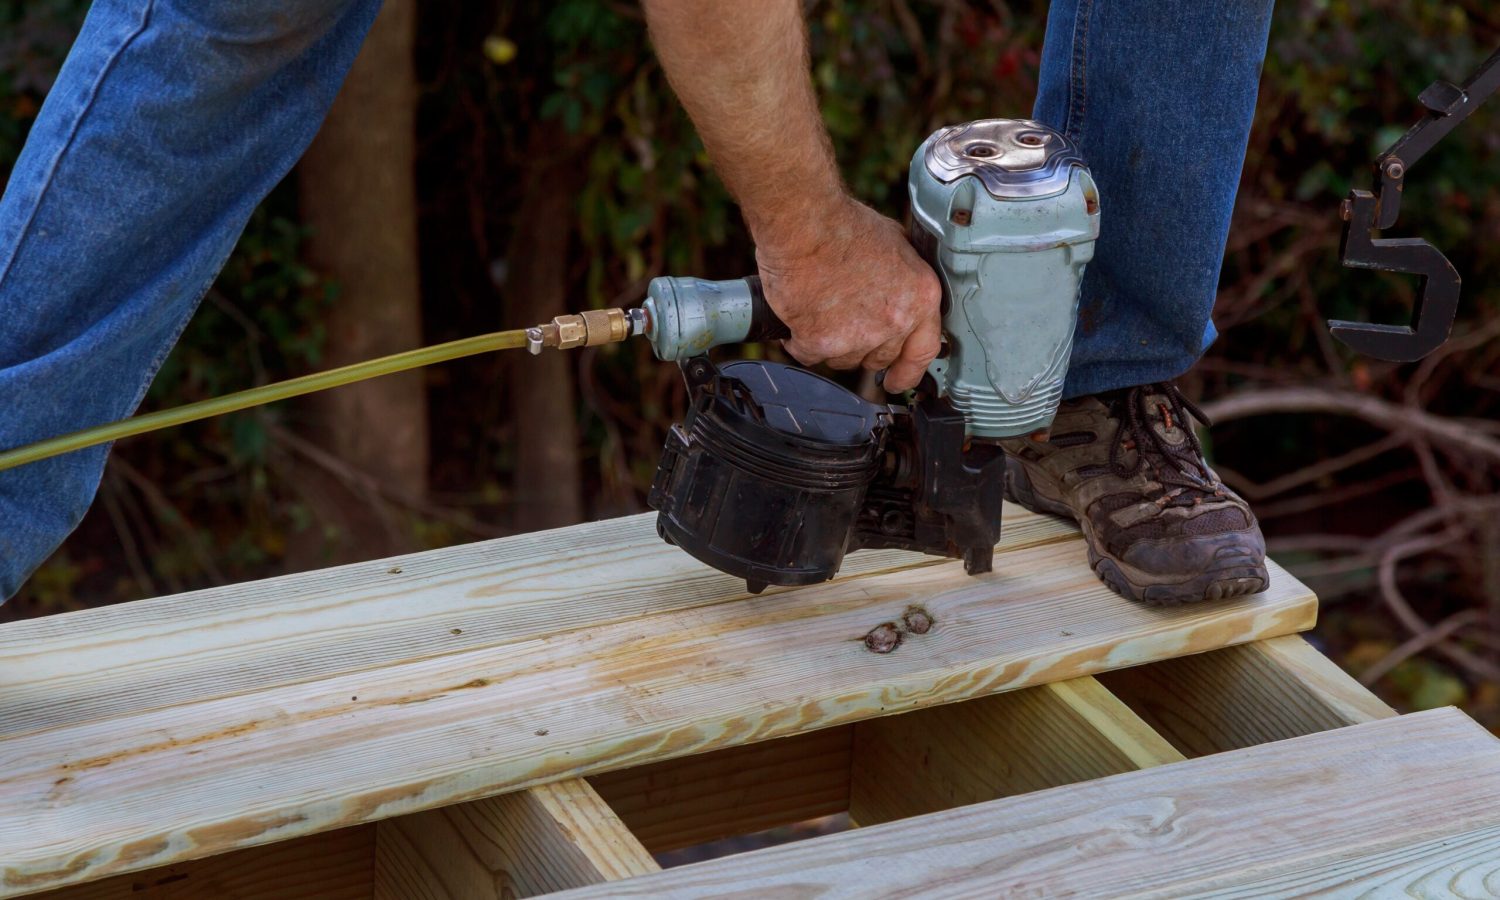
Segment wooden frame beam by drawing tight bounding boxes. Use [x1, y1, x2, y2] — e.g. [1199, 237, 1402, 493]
[371, 779, 656, 899]
[848, 676, 1182, 827]
[590, 726, 853, 853]
[1096, 634, 1396, 756]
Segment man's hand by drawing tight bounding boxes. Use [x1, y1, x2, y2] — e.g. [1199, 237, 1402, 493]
[756, 198, 941, 392]
[643, 0, 942, 392]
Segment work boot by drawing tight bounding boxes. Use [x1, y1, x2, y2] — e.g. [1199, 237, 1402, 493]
[999, 382, 1268, 606]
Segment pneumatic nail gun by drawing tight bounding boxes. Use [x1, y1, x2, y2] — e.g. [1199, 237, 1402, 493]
[530, 119, 1101, 592]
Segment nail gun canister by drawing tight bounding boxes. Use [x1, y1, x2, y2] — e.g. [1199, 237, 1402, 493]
[645, 119, 1098, 590]
[647, 358, 887, 594]
[911, 118, 1099, 439]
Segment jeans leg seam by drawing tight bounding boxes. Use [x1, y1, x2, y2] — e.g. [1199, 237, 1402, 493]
[124, 268, 226, 421]
[0, 0, 156, 289]
[1066, 0, 1093, 144]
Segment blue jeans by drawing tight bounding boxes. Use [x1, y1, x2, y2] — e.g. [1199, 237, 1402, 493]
[0, 0, 1273, 599]
[1039, 0, 1276, 397]
[0, 0, 381, 598]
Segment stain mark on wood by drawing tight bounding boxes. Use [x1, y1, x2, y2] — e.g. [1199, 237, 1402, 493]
[117, 836, 170, 867]
[340, 780, 437, 824]
[59, 719, 266, 773]
[2, 852, 97, 889]
[187, 813, 308, 850]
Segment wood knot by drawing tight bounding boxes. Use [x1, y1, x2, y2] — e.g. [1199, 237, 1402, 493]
[863, 623, 903, 654]
[903, 607, 934, 635]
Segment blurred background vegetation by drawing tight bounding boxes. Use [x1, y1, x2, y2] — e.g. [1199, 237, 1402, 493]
[1, 0, 1497, 731]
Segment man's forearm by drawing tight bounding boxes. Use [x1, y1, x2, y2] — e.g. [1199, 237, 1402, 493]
[642, 0, 842, 256]
[643, 0, 942, 391]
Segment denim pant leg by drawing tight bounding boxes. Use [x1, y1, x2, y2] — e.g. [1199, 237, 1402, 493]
[0, 0, 382, 599]
[1033, 0, 1275, 398]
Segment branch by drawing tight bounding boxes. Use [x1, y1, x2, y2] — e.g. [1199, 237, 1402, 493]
[1359, 609, 1487, 686]
[268, 424, 509, 540]
[99, 475, 158, 599]
[1377, 529, 1500, 684]
[1202, 387, 1500, 465]
[1404, 315, 1500, 407]
[112, 458, 228, 585]
[1251, 467, 1419, 520]
[1216, 432, 1406, 501]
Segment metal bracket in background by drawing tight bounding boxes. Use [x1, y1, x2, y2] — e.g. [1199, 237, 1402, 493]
[1330, 46, 1500, 362]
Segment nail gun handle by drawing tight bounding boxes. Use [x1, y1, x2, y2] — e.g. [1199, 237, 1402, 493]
[643, 275, 790, 361]
[743, 275, 791, 343]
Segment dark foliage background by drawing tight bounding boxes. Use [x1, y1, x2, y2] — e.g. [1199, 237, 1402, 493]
[2, 0, 1497, 730]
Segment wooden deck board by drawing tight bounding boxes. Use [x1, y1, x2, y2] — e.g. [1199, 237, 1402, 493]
[0, 514, 1314, 895]
[0, 508, 1077, 741]
[553, 708, 1500, 899]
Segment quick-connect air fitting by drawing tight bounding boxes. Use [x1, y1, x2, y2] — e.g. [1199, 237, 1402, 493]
[525, 308, 645, 354]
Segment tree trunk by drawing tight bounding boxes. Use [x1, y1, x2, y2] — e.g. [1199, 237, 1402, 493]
[505, 125, 586, 531]
[296, 0, 427, 557]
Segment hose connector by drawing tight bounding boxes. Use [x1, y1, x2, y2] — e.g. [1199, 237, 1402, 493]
[525, 308, 645, 354]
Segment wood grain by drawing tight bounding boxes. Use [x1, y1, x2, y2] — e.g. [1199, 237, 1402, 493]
[848, 676, 1182, 827]
[590, 726, 852, 853]
[31, 826, 372, 900]
[0, 536, 1314, 894]
[552, 708, 1500, 899]
[371, 779, 656, 899]
[1197, 825, 1500, 898]
[1097, 633, 1395, 757]
[0, 508, 1076, 741]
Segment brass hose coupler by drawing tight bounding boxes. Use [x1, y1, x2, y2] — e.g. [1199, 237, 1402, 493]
[525, 308, 645, 354]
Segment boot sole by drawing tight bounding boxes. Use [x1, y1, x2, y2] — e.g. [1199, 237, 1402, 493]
[1005, 458, 1269, 608]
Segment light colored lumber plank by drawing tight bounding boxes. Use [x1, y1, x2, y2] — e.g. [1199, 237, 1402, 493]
[551, 708, 1500, 898]
[848, 675, 1182, 826]
[1046, 677, 1186, 768]
[0, 537, 1314, 895]
[589, 725, 852, 853]
[1096, 633, 1396, 757]
[1197, 825, 1500, 898]
[0, 507, 1076, 741]
[30, 825, 372, 900]
[370, 778, 656, 899]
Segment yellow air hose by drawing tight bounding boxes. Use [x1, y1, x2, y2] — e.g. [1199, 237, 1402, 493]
[0, 328, 530, 473]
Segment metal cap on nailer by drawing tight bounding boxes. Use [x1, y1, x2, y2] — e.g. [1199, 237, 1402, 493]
[924, 119, 1085, 200]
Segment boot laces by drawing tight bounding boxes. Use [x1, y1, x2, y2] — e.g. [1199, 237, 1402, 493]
[1106, 383, 1222, 499]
